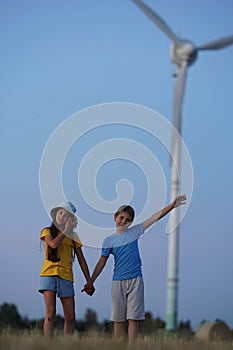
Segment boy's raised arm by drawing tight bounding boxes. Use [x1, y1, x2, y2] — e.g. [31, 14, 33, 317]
[142, 195, 187, 231]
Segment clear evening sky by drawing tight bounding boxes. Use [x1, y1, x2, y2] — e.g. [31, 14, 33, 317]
[1, 0, 233, 330]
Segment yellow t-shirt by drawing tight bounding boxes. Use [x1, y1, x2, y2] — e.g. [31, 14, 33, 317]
[40, 228, 82, 282]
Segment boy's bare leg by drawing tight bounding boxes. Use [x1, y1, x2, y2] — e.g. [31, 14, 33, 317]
[128, 319, 139, 343]
[114, 321, 125, 340]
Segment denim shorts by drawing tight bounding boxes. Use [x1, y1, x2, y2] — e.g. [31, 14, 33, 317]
[39, 276, 75, 298]
[111, 276, 145, 322]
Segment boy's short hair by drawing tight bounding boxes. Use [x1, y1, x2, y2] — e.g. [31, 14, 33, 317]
[115, 205, 135, 221]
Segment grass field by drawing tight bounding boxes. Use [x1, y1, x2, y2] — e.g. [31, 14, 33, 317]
[0, 331, 233, 350]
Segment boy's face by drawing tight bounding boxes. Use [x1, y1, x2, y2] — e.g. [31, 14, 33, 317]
[114, 211, 132, 231]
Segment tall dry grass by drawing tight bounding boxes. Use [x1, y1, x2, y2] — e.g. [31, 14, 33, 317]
[0, 331, 233, 350]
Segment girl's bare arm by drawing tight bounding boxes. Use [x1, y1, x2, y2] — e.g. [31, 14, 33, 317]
[76, 247, 95, 295]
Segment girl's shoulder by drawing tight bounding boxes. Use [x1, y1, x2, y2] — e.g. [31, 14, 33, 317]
[40, 227, 51, 239]
[70, 232, 83, 248]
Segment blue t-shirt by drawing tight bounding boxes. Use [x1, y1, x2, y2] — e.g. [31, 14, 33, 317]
[101, 223, 144, 281]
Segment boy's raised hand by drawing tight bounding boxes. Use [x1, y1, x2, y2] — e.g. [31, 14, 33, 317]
[173, 195, 187, 208]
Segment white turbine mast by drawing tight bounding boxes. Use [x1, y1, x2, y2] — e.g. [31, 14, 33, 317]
[131, 0, 233, 331]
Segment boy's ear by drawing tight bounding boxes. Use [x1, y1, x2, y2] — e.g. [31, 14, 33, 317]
[113, 213, 117, 221]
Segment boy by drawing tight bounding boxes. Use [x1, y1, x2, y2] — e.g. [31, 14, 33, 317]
[83, 195, 186, 342]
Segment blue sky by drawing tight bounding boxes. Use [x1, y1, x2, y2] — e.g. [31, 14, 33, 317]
[1, 0, 233, 331]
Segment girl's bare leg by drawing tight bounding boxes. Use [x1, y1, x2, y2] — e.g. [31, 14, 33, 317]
[61, 296, 75, 335]
[43, 291, 56, 337]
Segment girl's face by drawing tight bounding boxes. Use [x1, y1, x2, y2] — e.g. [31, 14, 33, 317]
[114, 211, 132, 232]
[55, 208, 75, 228]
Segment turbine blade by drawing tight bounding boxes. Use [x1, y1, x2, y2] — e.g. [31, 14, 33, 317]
[198, 35, 233, 50]
[171, 61, 188, 163]
[131, 0, 179, 43]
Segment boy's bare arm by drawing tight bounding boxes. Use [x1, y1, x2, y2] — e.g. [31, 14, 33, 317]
[142, 195, 187, 231]
[91, 256, 108, 283]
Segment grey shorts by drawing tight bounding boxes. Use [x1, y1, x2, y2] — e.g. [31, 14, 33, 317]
[39, 276, 75, 298]
[111, 277, 145, 322]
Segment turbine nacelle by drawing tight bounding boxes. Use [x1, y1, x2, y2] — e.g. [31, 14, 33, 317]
[170, 40, 197, 66]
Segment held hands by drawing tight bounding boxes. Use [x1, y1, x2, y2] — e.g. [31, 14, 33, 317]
[173, 194, 187, 208]
[81, 281, 95, 296]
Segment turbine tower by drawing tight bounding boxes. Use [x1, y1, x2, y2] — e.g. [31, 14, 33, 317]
[131, 0, 233, 331]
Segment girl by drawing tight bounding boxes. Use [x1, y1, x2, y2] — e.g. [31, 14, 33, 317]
[39, 201, 94, 337]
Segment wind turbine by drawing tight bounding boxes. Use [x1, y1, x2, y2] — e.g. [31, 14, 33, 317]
[131, 0, 233, 331]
